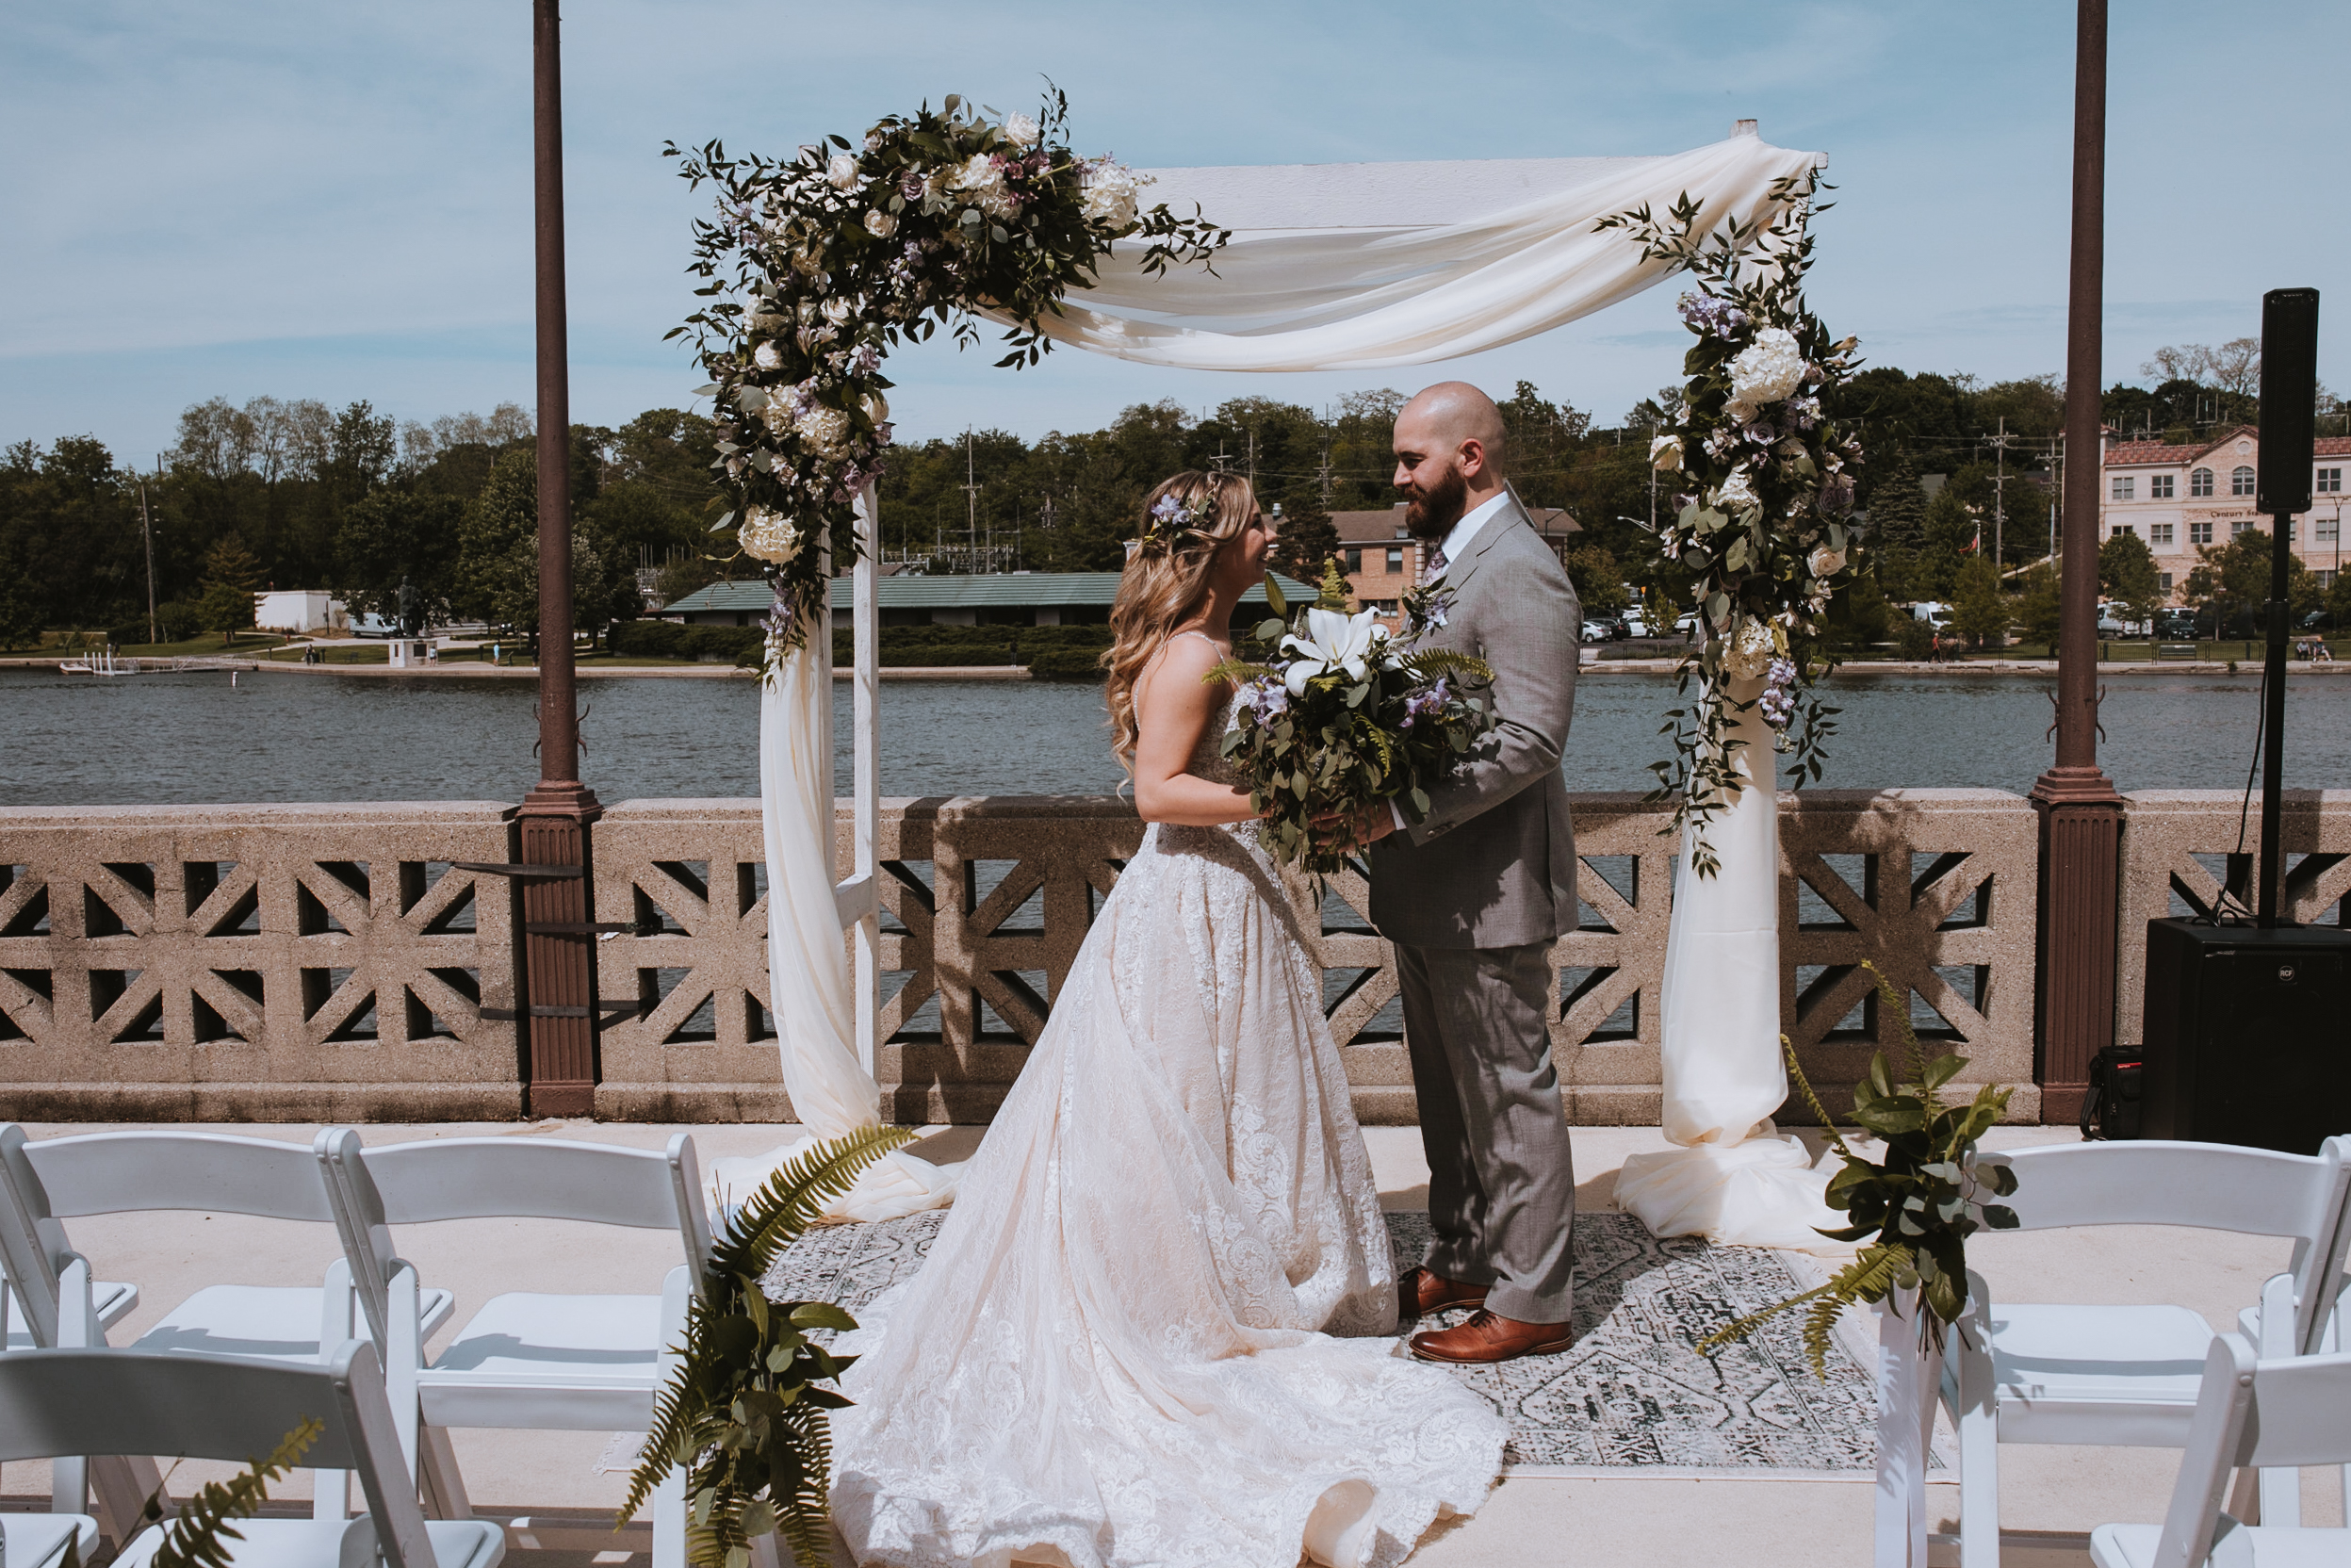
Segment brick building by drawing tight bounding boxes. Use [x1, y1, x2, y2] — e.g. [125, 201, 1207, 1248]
[2097, 426, 2351, 599]
[1330, 500, 1579, 612]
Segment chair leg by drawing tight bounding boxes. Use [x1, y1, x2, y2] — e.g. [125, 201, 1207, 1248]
[1955, 1319, 2000, 1568]
[419, 1426, 473, 1521]
[652, 1463, 686, 1568]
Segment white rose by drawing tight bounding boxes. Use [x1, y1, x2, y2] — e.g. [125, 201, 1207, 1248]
[1728, 326, 1806, 411]
[1650, 433, 1684, 472]
[1808, 544, 1846, 578]
[822, 296, 856, 328]
[826, 154, 859, 191]
[752, 341, 781, 371]
[864, 209, 897, 238]
[738, 505, 803, 564]
[1003, 112, 1040, 148]
[949, 153, 1000, 193]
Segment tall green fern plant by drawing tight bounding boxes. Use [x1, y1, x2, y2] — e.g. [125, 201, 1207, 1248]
[1699, 961, 2019, 1374]
[619, 1125, 918, 1568]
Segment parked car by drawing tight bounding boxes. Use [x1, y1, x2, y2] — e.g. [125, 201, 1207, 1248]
[1911, 601, 1952, 629]
[1623, 611, 1651, 637]
[351, 613, 395, 639]
[1580, 620, 1609, 644]
[1673, 612, 1699, 637]
[2154, 610, 2198, 640]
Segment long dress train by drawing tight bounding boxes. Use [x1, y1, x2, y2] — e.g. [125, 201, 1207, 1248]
[827, 694, 1505, 1568]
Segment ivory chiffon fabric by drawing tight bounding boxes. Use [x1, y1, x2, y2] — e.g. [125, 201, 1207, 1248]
[827, 700, 1504, 1568]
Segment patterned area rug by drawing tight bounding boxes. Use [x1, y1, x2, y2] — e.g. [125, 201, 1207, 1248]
[765, 1209, 1935, 1479]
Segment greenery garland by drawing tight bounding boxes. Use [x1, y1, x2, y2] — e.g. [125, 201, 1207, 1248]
[1596, 169, 1865, 875]
[665, 90, 1228, 674]
[1697, 963, 2018, 1374]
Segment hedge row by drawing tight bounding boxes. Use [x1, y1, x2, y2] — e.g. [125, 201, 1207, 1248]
[609, 619, 1113, 678]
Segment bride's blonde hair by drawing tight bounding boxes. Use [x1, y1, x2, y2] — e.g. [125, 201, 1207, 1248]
[1103, 470, 1256, 770]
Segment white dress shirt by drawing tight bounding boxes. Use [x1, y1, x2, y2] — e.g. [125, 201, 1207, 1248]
[1387, 487, 1512, 832]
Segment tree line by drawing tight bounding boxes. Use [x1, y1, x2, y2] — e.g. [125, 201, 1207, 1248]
[3, 336, 2340, 652]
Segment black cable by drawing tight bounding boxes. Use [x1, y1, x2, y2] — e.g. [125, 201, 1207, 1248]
[2216, 656, 2268, 924]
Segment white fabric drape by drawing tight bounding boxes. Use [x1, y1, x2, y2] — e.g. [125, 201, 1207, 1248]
[705, 635, 956, 1223]
[1000, 135, 1822, 372]
[1615, 676, 1841, 1251]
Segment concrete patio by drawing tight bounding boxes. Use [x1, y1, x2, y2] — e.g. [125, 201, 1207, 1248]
[2, 1119, 2341, 1568]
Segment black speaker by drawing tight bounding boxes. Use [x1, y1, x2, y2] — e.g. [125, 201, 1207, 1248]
[2258, 288, 2319, 516]
[2140, 918, 2351, 1152]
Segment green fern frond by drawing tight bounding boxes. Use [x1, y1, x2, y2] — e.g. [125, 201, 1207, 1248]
[1695, 1282, 1833, 1357]
[1780, 1032, 1854, 1163]
[148, 1418, 321, 1568]
[1200, 658, 1279, 688]
[1401, 648, 1495, 684]
[712, 1125, 922, 1280]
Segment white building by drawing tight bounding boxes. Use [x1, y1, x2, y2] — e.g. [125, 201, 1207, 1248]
[252, 590, 347, 634]
[2098, 426, 2351, 599]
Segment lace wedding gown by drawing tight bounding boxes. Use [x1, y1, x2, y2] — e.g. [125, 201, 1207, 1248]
[828, 686, 1505, 1568]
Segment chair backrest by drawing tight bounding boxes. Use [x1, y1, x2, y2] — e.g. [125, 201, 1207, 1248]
[0, 1125, 340, 1341]
[1978, 1137, 2351, 1348]
[0, 1341, 434, 1568]
[2154, 1334, 2351, 1566]
[319, 1131, 711, 1340]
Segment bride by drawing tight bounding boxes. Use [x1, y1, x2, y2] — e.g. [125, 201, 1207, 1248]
[828, 470, 1505, 1568]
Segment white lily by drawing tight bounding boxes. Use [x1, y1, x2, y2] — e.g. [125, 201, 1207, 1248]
[1280, 606, 1384, 695]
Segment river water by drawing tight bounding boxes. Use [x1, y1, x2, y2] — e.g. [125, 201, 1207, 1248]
[7, 665, 2349, 808]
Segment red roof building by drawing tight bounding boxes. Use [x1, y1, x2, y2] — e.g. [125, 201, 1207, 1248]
[2095, 426, 2351, 600]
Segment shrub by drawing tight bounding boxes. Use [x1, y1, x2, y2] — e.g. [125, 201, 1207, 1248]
[1026, 646, 1106, 681]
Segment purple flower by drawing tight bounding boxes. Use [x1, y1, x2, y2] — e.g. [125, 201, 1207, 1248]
[1760, 656, 1798, 728]
[899, 171, 925, 201]
[1677, 291, 1751, 339]
[1744, 420, 1778, 445]
[1236, 676, 1289, 727]
[1818, 480, 1854, 516]
[1400, 676, 1452, 730]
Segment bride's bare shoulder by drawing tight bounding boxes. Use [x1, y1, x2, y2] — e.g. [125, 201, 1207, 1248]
[1134, 632, 1228, 719]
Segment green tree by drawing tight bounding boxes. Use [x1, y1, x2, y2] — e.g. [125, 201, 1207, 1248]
[2097, 530, 2163, 629]
[198, 532, 263, 644]
[1918, 489, 1982, 600]
[455, 449, 540, 627]
[2182, 529, 2321, 636]
[1563, 544, 1630, 617]
[334, 491, 465, 629]
[1270, 491, 1339, 583]
[1947, 554, 2009, 648]
[487, 531, 618, 651]
[2016, 564, 2063, 651]
[1863, 453, 1929, 599]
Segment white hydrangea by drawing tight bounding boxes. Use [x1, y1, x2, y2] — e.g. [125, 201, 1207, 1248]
[1650, 433, 1684, 471]
[1003, 112, 1040, 148]
[1081, 160, 1149, 230]
[1722, 616, 1783, 681]
[949, 153, 1000, 193]
[796, 404, 852, 457]
[1725, 327, 1806, 421]
[864, 209, 897, 238]
[1713, 467, 1762, 516]
[738, 505, 803, 564]
[826, 154, 859, 192]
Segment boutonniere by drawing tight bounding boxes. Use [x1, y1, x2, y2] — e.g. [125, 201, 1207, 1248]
[1401, 579, 1455, 641]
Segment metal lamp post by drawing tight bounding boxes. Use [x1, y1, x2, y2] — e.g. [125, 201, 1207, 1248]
[2029, 0, 2125, 1124]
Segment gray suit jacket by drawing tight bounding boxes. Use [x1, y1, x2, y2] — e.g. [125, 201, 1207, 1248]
[1368, 496, 1580, 950]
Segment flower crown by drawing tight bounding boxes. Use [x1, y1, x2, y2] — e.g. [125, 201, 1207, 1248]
[1141, 487, 1217, 549]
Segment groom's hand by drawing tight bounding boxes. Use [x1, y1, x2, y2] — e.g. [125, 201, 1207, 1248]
[1310, 803, 1396, 851]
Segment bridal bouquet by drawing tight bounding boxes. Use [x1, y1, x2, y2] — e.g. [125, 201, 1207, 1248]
[1596, 166, 1865, 874]
[1212, 566, 1494, 874]
[665, 90, 1228, 672]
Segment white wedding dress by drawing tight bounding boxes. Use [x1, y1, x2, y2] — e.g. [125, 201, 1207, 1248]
[828, 685, 1505, 1568]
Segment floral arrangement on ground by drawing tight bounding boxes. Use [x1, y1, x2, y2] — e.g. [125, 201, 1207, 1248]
[1596, 168, 1866, 874]
[1698, 962, 2019, 1372]
[666, 90, 1229, 678]
[1209, 564, 1495, 875]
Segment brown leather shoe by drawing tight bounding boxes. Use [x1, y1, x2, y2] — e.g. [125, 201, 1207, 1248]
[1409, 1309, 1574, 1364]
[1398, 1266, 1489, 1324]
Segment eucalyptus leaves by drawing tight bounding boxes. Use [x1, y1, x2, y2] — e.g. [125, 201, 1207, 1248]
[666, 90, 1228, 673]
[1597, 167, 1864, 874]
[1698, 963, 2018, 1374]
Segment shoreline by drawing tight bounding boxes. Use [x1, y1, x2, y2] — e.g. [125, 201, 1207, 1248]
[16, 656, 2349, 682]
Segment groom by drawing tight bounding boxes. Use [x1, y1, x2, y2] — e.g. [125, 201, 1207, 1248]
[1339, 382, 1581, 1364]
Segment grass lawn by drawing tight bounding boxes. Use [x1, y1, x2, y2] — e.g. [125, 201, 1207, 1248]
[1, 631, 294, 659]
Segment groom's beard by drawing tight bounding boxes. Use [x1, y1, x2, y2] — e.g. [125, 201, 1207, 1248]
[1402, 463, 1468, 541]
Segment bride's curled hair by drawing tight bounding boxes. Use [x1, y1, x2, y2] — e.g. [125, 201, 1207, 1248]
[1104, 469, 1256, 770]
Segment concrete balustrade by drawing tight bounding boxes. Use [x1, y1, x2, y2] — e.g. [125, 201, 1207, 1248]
[8, 790, 2327, 1125]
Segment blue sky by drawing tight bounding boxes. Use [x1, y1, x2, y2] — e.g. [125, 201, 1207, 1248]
[5, 1, 2344, 466]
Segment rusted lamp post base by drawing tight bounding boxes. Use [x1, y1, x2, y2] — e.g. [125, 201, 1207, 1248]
[517, 784, 600, 1118]
[2031, 766, 2122, 1124]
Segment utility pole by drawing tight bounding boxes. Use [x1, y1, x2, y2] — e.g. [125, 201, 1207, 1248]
[1315, 427, 1334, 507]
[139, 465, 158, 645]
[1247, 428, 1257, 494]
[1987, 415, 2015, 579]
[960, 431, 981, 573]
[1209, 441, 1233, 475]
[1647, 418, 1660, 532]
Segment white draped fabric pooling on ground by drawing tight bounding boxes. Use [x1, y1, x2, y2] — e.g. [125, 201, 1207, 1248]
[747, 127, 1831, 1223]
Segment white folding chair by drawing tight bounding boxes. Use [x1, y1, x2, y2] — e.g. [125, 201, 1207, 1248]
[1949, 1136, 2351, 1568]
[3, 1259, 139, 1350]
[0, 1341, 504, 1568]
[0, 1507, 97, 1568]
[2090, 1333, 2351, 1568]
[318, 1131, 709, 1564]
[0, 1124, 457, 1537]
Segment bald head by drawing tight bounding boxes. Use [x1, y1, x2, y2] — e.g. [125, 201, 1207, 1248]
[1393, 382, 1507, 540]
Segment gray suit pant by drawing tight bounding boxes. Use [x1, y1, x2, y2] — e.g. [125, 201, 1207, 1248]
[1397, 939, 1576, 1324]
